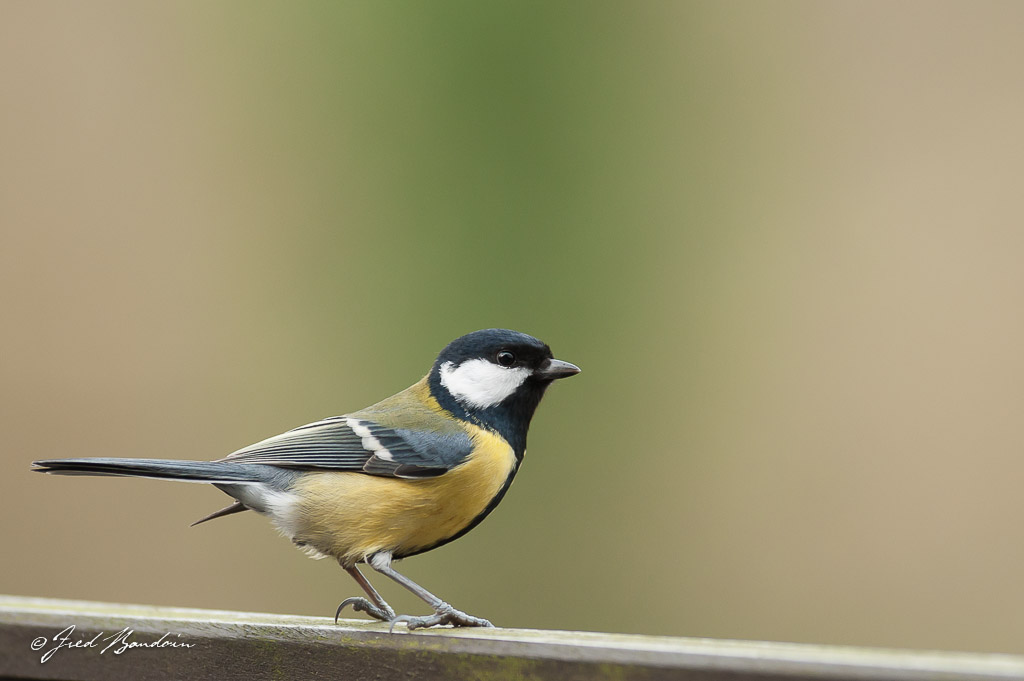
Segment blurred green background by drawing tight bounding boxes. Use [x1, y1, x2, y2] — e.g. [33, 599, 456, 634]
[3, 1, 1024, 655]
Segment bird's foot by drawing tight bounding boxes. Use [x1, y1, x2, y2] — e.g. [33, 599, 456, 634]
[335, 597, 396, 624]
[388, 601, 494, 632]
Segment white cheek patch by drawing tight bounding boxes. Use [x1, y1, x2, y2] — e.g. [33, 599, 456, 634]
[439, 359, 532, 409]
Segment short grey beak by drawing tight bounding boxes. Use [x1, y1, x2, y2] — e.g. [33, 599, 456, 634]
[535, 358, 581, 380]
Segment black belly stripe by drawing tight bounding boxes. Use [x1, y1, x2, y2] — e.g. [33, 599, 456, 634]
[392, 463, 519, 560]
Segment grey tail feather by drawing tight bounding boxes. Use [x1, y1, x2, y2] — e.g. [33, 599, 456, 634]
[31, 457, 272, 484]
[191, 501, 249, 527]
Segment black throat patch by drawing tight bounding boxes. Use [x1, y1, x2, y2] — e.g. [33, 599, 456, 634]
[427, 364, 549, 461]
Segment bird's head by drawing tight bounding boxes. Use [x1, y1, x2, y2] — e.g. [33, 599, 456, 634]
[428, 329, 579, 455]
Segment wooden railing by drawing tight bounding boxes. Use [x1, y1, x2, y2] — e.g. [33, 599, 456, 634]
[2, 595, 1023, 680]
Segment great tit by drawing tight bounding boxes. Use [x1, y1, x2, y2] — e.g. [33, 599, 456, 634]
[33, 329, 579, 630]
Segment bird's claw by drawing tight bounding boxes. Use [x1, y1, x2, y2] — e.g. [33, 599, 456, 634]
[388, 602, 494, 633]
[335, 597, 396, 624]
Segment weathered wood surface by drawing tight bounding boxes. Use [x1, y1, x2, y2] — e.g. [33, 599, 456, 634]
[1, 595, 1023, 681]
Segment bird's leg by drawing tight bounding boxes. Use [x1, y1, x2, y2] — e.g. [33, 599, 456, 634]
[336, 564, 397, 623]
[366, 552, 494, 631]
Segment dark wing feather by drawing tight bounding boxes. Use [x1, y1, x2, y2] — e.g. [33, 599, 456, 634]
[218, 416, 472, 479]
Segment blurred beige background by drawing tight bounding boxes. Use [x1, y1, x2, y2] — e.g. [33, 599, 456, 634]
[2, 1, 1023, 655]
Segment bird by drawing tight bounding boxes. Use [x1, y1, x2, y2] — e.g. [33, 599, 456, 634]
[32, 328, 579, 630]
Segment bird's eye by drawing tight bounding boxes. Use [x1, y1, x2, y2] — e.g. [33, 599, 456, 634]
[496, 351, 516, 367]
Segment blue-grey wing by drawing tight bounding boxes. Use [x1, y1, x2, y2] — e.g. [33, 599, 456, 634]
[218, 416, 473, 479]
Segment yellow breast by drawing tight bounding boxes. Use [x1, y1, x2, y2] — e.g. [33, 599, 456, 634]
[289, 424, 516, 566]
